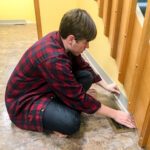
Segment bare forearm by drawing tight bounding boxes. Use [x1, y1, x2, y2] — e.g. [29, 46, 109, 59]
[97, 80, 120, 95]
[96, 104, 117, 119]
[96, 80, 108, 90]
[96, 104, 136, 128]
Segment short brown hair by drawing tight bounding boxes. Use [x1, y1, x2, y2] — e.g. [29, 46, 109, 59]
[59, 8, 97, 42]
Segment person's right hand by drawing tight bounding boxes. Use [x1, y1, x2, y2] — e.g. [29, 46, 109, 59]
[97, 104, 136, 128]
[113, 110, 136, 128]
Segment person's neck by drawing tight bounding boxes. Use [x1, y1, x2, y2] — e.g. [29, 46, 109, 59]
[61, 37, 70, 53]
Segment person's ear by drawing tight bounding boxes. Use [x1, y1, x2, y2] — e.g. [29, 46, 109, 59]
[67, 35, 75, 45]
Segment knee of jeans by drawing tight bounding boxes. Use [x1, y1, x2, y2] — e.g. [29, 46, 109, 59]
[82, 71, 93, 91]
[82, 71, 93, 82]
[66, 115, 81, 135]
[84, 71, 93, 81]
[87, 72, 94, 84]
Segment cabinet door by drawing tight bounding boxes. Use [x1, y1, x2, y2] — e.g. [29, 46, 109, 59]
[127, 1, 150, 147]
[134, 46, 150, 147]
[131, 33, 150, 147]
[134, 48, 150, 129]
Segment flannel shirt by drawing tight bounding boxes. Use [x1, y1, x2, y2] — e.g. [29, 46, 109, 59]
[5, 31, 101, 132]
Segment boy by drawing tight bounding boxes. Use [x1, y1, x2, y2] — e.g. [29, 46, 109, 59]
[5, 8, 135, 136]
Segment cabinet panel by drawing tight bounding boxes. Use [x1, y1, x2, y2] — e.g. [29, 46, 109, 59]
[124, 15, 142, 97]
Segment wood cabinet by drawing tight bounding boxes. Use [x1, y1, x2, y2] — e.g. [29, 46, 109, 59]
[98, 0, 150, 148]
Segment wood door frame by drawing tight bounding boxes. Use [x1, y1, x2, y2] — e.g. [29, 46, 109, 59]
[103, 0, 112, 36]
[34, 0, 43, 39]
[98, 0, 104, 17]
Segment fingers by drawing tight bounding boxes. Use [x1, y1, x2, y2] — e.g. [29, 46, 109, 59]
[114, 111, 136, 129]
[113, 85, 120, 95]
[129, 114, 136, 128]
[112, 88, 120, 95]
[122, 117, 136, 128]
[117, 119, 136, 128]
[107, 83, 120, 95]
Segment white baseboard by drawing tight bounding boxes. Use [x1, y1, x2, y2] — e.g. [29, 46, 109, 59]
[0, 20, 27, 25]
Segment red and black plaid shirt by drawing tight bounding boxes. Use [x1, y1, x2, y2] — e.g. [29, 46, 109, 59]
[5, 31, 101, 132]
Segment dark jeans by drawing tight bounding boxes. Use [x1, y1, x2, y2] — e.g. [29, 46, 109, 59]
[42, 70, 93, 135]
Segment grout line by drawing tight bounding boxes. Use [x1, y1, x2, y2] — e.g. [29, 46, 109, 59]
[83, 50, 128, 113]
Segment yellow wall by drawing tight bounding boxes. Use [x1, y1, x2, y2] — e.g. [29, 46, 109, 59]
[0, 0, 35, 22]
[78, 0, 123, 89]
[39, 0, 78, 36]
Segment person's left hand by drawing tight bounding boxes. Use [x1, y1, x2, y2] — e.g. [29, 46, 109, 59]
[106, 83, 120, 95]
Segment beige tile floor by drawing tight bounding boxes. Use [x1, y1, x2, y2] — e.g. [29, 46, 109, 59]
[0, 24, 143, 150]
